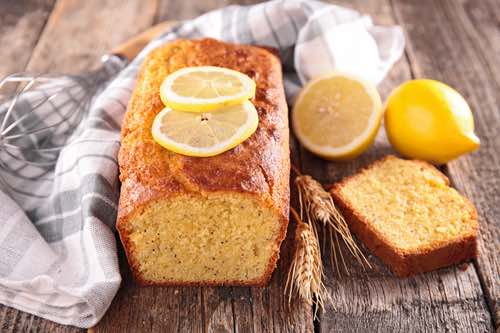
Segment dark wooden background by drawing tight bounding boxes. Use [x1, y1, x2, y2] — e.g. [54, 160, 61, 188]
[1, 0, 498, 332]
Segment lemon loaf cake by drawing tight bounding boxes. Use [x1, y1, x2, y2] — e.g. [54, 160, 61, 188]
[330, 156, 477, 277]
[117, 39, 289, 286]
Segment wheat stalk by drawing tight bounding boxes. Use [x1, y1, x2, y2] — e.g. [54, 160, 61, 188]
[295, 175, 371, 274]
[286, 168, 371, 314]
[286, 207, 331, 316]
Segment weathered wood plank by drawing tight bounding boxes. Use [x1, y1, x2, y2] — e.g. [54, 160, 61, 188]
[303, 0, 495, 332]
[24, 0, 158, 74]
[1, 0, 158, 332]
[155, 0, 266, 22]
[0, 0, 55, 78]
[0, 308, 82, 333]
[155, 0, 226, 21]
[391, 0, 500, 328]
[203, 287, 234, 332]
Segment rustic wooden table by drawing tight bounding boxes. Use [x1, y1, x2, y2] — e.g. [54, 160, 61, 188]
[1, 0, 498, 332]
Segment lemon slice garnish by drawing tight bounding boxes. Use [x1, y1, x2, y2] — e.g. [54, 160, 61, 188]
[152, 100, 258, 157]
[292, 72, 383, 160]
[160, 66, 256, 112]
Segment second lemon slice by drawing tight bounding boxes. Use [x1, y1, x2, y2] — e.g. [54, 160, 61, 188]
[160, 66, 256, 112]
[152, 100, 259, 157]
[292, 73, 383, 160]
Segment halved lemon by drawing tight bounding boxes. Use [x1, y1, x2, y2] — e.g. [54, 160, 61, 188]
[152, 100, 259, 157]
[292, 72, 383, 160]
[160, 66, 256, 112]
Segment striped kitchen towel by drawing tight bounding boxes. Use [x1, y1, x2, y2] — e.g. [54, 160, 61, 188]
[0, 0, 404, 327]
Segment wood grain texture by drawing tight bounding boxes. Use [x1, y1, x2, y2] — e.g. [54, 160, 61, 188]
[0, 308, 82, 333]
[0, 0, 55, 77]
[24, 0, 158, 74]
[391, 0, 500, 328]
[0, 0, 55, 88]
[155, 0, 266, 22]
[305, 0, 495, 332]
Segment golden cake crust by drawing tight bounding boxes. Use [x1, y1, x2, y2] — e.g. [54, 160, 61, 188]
[117, 38, 290, 286]
[330, 155, 478, 277]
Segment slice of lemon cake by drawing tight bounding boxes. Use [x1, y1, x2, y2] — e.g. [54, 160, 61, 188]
[330, 155, 477, 277]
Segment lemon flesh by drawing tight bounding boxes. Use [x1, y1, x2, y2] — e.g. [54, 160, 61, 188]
[160, 66, 256, 112]
[292, 73, 383, 160]
[385, 79, 480, 164]
[152, 100, 259, 157]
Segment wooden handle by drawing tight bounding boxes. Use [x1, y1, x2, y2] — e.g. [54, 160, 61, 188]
[111, 21, 176, 61]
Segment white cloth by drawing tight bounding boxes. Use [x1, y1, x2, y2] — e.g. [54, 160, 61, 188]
[0, 0, 404, 327]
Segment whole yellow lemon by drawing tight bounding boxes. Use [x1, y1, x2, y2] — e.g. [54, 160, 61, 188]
[384, 79, 480, 164]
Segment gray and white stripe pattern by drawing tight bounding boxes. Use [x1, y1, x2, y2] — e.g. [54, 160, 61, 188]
[0, 0, 404, 327]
